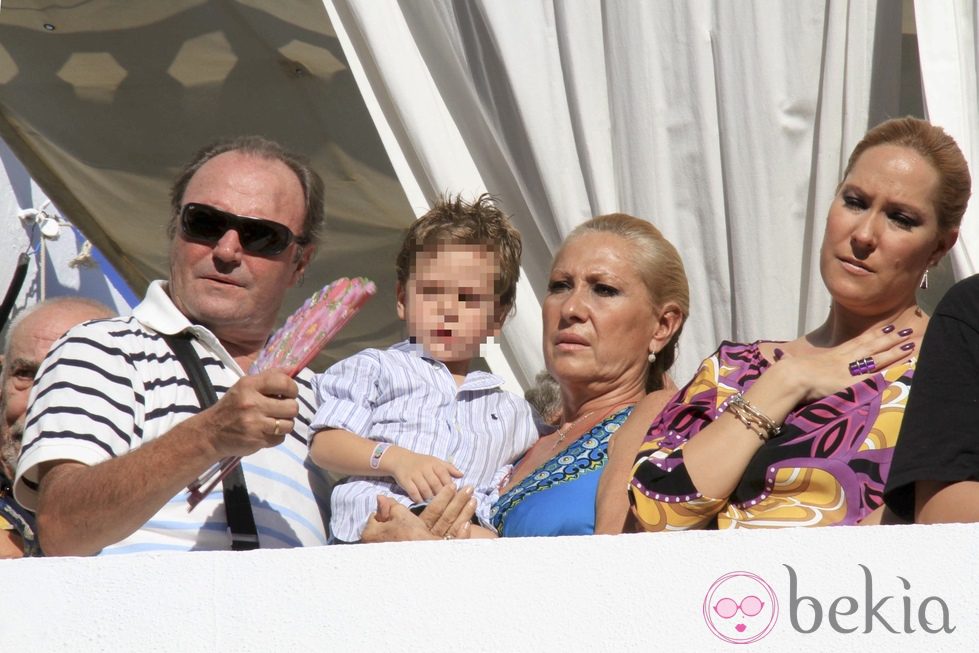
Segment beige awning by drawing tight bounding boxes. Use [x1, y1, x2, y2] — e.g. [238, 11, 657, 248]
[0, 1, 412, 367]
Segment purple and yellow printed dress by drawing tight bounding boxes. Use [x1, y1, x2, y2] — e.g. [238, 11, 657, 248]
[629, 341, 913, 530]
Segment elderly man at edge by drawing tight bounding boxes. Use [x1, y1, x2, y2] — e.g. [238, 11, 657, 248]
[14, 136, 329, 555]
[1, 297, 114, 558]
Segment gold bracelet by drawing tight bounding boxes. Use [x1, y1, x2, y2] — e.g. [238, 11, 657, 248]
[727, 401, 768, 440]
[734, 394, 782, 437]
[726, 393, 782, 441]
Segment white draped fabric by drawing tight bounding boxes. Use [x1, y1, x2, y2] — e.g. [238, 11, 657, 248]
[323, 0, 902, 386]
[915, 0, 979, 278]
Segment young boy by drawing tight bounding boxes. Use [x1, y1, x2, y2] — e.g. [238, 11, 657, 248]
[310, 195, 538, 542]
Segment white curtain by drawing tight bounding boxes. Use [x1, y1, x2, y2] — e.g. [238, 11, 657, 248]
[323, 0, 900, 387]
[916, 0, 979, 279]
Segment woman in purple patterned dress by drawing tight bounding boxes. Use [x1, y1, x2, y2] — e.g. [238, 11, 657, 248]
[628, 117, 971, 530]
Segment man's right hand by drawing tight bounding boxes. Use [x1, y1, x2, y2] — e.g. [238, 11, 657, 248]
[35, 369, 301, 556]
[200, 369, 299, 458]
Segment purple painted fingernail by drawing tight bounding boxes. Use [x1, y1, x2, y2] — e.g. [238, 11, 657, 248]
[773, 348, 784, 361]
[901, 342, 915, 351]
[898, 328, 914, 337]
[882, 324, 895, 334]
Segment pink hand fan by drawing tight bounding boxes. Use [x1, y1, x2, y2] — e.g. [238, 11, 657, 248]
[186, 276, 377, 510]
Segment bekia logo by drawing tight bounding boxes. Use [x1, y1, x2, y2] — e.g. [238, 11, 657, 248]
[703, 571, 778, 644]
[786, 564, 954, 635]
[704, 565, 955, 643]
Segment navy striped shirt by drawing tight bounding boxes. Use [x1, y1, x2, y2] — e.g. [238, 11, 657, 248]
[15, 281, 329, 554]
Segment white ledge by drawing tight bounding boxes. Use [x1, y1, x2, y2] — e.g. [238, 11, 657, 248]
[4, 523, 976, 651]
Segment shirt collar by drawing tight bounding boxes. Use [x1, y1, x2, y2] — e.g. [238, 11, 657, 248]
[390, 339, 505, 391]
[133, 280, 244, 375]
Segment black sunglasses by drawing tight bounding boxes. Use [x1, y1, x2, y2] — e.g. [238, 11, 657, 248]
[179, 203, 301, 256]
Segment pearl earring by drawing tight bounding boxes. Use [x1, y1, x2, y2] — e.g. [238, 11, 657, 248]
[648, 351, 657, 364]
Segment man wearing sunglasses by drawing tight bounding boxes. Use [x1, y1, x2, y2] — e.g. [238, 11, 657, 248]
[14, 136, 330, 555]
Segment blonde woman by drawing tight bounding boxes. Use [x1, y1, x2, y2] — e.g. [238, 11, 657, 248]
[629, 118, 969, 531]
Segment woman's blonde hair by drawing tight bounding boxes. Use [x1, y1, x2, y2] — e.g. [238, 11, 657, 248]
[560, 213, 689, 391]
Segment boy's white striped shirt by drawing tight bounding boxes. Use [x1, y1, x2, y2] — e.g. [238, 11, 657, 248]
[312, 340, 538, 542]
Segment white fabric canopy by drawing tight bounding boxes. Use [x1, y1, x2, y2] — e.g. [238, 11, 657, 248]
[324, 0, 904, 385]
[3, 2, 973, 390]
[916, 0, 979, 279]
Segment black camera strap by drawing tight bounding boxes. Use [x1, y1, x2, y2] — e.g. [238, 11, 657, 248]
[162, 332, 260, 551]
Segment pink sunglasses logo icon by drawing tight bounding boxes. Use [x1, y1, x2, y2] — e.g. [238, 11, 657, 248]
[703, 572, 778, 644]
[714, 595, 765, 619]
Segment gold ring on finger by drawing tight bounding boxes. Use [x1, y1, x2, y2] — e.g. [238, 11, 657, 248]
[272, 418, 281, 437]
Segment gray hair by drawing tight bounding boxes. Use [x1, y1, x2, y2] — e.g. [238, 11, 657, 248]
[524, 370, 563, 426]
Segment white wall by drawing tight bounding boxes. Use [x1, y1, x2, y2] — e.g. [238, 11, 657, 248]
[3, 523, 975, 651]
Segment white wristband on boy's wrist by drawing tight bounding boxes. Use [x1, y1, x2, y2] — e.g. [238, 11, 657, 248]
[369, 442, 392, 470]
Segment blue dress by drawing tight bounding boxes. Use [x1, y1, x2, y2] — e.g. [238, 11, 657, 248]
[490, 406, 634, 536]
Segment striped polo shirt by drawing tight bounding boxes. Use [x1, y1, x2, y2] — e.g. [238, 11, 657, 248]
[15, 281, 329, 554]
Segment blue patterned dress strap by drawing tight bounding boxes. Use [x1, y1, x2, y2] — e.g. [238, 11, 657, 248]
[490, 406, 634, 537]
